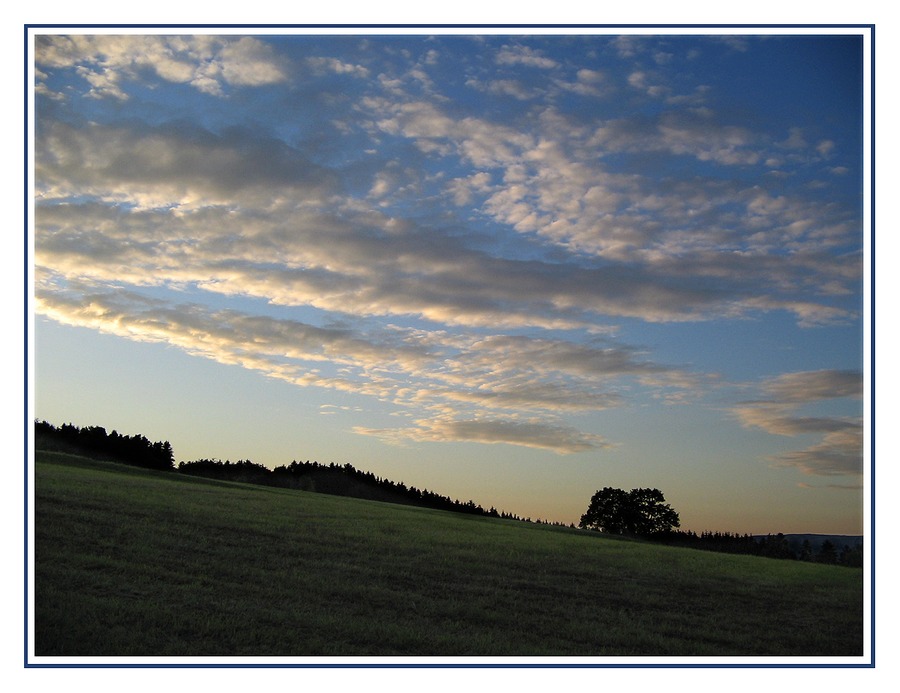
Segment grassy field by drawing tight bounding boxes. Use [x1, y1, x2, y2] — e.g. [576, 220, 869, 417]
[33, 451, 864, 657]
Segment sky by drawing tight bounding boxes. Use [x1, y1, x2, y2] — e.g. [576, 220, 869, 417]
[30, 28, 869, 535]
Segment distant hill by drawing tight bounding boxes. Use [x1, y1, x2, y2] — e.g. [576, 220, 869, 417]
[778, 534, 864, 553]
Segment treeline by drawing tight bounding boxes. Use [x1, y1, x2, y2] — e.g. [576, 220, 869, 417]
[178, 458, 528, 521]
[33, 419, 540, 523]
[658, 530, 863, 567]
[34, 420, 174, 471]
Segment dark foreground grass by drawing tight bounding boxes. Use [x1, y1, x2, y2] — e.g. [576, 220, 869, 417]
[33, 451, 864, 657]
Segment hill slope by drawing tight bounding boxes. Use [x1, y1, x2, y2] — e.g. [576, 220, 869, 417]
[33, 451, 864, 657]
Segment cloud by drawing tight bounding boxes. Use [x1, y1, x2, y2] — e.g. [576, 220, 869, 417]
[817, 140, 836, 157]
[654, 51, 674, 65]
[551, 74, 609, 98]
[35, 268, 701, 451]
[496, 45, 559, 69]
[627, 70, 669, 98]
[577, 68, 605, 83]
[36, 118, 337, 208]
[611, 36, 642, 59]
[756, 369, 862, 403]
[29, 119, 715, 329]
[361, 96, 859, 325]
[36, 102, 859, 337]
[75, 63, 129, 100]
[590, 111, 761, 165]
[732, 370, 863, 478]
[35, 283, 434, 395]
[354, 418, 611, 454]
[714, 36, 750, 53]
[798, 481, 863, 491]
[217, 37, 289, 86]
[771, 428, 863, 477]
[465, 78, 542, 100]
[471, 52, 608, 100]
[32, 35, 863, 460]
[306, 56, 370, 78]
[782, 127, 807, 150]
[34, 35, 287, 99]
[406, 334, 701, 415]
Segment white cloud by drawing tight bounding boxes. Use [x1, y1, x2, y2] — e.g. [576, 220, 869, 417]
[577, 68, 605, 83]
[358, 67, 859, 327]
[76, 64, 128, 100]
[611, 36, 641, 58]
[496, 45, 558, 69]
[306, 56, 370, 78]
[34, 35, 287, 99]
[817, 140, 836, 157]
[35, 283, 434, 401]
[218, 37, 288, 85]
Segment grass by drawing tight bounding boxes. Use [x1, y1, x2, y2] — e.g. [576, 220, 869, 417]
[33, 451, 864, 657]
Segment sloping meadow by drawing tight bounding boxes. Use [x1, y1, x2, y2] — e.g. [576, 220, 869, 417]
[33, 452, 864, 658]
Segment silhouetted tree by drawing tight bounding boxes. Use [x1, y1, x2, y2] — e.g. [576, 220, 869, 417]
[579, 487, 680, 537]
[627, 488, 682, 536]
[758, 533, 794, 560]
[839, 543, 864, 568]
[799, 540, 814, 562]
[817, 540, 838, 564]
[579, 487, 631, 534]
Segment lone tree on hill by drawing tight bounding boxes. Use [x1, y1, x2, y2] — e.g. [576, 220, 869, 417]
[579, 487, 680, 537]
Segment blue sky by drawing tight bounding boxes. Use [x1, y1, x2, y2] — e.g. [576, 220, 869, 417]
[31, 29, 868, 534]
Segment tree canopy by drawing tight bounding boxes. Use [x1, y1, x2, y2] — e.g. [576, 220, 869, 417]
[579, 487, 680, 537]
[34, 419, 174, 471]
